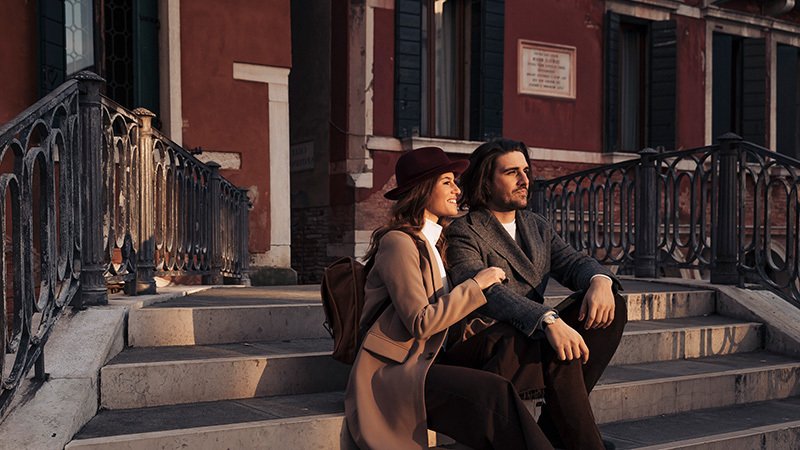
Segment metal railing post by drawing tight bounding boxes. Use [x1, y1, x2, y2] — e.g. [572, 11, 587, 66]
[133, 108, 157, 294]
[202, 162, 223, 285]
[712, 133, 742, 284]
[75, 71, 108, 306]
[635, 148, 659, 278]
[530, 177, 547, 218]
[239, 187, 251, 285]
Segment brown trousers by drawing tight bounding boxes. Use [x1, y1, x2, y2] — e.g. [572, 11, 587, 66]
[426, 291, 627, 450]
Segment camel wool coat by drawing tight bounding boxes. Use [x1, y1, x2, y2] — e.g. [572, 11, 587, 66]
[344, 230, 487, 450]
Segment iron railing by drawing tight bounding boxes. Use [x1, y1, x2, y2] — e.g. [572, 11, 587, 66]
[0, 79, 82, 417]
[0, 71, 250, 418]
[532, 134, 800, 308]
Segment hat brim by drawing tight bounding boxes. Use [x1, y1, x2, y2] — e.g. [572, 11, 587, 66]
[384, 159, 469, 200]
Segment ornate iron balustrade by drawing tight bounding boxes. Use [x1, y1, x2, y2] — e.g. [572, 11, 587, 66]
[0, 71, 250, 419]
[531, 158, 639, 268]
[532, 134, 800, 307]
[738, 141, 800, 305]
[0, 78, 82, 418]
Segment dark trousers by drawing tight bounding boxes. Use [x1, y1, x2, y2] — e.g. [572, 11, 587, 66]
[424, 354, 553, 450]
[430, 291, 627, 450]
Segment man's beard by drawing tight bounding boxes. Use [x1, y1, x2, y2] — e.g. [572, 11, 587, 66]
[492, 188, 529, 211]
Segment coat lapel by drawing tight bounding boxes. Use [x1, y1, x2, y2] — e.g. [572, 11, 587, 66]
[467, 209, 540, 288]
[515, 210, 543, 263]
[414, 231, 443, 299]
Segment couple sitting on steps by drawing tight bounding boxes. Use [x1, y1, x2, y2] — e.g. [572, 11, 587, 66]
[345, 139, 627, 450]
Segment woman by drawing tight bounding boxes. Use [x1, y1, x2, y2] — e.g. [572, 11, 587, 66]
[344, 147, 554, 450]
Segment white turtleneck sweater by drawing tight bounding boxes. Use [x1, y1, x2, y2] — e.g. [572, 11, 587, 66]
[421, 219, 450, 293]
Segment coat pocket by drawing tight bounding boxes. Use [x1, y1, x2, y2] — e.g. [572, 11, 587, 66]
[362, 331, 412, 364]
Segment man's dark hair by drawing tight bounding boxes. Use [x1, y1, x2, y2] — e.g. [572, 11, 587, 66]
[458, 138, 531, 209]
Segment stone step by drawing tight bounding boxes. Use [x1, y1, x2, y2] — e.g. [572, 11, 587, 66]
[610, 315, 762, 366]
[616, 289, 715, 323]
[592, 352, 800, 424]
[128, 303, 330, 347]
[101, 339, 349, 410]
[105, 315, 754, 409]
[67, 392, 349, 450]
[71, 352, 800, 449]
[600, 397, 800, 449]
[129, 285, 715, 347]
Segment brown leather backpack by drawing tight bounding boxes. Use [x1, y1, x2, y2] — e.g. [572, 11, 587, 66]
[320, 256, 372, 364]
[320, 231, 427, 365]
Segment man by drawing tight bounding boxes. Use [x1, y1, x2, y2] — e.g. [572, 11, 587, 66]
[444, 138, 627, 450]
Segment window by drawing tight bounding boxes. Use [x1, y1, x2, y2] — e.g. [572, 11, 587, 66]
[604, 13, 676, 153]
[618, 22, 647, 151]
[395, 0, 503, 141]
[421, 0, 469, 138]
[776, 44, 800, 158]
[65, 0, 96, 75]
[711, 33, 766, 146]
[38, 0, 159, 116]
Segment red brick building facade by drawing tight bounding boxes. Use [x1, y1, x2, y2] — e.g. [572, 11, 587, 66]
[3, 1, 800, 284]
[0, 0, 294, 283]
[290, 0, 800, 282]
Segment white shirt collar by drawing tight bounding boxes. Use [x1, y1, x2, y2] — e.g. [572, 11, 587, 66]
[501, 219, 516, 238]
[421, 219, 443, 247]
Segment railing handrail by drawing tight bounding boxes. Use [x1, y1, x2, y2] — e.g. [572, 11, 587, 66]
[0, 71, 251, 421]
[149, 116, 216, 171]
[741, 140, 800, 167]
[532, 134, 800, 308]
[0, 79, 78, 145]
[535, 157, 640, 187]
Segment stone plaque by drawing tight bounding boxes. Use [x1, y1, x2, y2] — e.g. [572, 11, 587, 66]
[290, 141, 315, 172]
[518, 40, 576, 99]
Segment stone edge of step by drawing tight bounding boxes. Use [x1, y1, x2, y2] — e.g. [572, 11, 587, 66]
[629, 419, 800, 450]
[65, 413, 345, 449]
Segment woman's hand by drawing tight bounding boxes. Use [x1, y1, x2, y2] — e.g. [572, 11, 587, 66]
[545, 319, 590, 364]
[472, 267, 506, 290]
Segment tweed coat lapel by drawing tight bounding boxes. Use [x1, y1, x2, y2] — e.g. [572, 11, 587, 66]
[468, 209, 540, 288]
[515, 209, 543, 264]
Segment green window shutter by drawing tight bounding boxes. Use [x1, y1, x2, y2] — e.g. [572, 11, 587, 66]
[776, 45, 798, 158]
[39, 0, 66, 96]
[741, 38, 766, 146]
[469, 0, 504, 141]
[134, 0, 160, 115]
[603, 11, 621, 152]
[394, 0, 422, 138]
[648, 20, 676, 151]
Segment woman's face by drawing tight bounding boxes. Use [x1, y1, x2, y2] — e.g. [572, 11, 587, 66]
[424, 172, 461, 221]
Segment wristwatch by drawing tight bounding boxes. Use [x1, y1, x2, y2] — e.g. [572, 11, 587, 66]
[542, 311, 560, 328]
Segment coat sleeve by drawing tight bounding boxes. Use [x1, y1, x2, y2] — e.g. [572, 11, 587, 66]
[374, 231, 487, 340]
[535, 214, 620, 292]
[445, 220, 552, 335]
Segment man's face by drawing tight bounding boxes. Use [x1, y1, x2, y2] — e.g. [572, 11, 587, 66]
[487, 151, 530, 212]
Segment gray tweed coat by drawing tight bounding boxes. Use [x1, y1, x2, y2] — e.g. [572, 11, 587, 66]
[445, 208, 617, 336]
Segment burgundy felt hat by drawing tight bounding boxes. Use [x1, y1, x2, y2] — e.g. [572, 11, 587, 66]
[384, 146, 469, 200]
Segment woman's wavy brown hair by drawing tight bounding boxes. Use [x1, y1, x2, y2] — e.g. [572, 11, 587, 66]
[363, 175, 440, 263]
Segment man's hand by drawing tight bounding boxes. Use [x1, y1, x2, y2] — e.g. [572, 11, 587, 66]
[545, 319, 589, 363]
[579, 276, 616, 330]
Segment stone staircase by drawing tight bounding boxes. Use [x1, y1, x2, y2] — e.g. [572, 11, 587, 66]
[66, 281, 800, 449]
